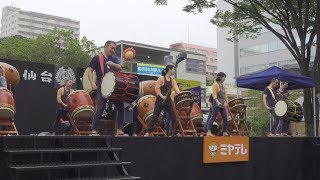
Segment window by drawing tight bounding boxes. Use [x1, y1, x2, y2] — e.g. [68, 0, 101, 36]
[186, 59, 205, 74]
[212, 52, 217, 56]
[197, 49, 208, 55]
[268, 41, 278, 51]
[187, 48, 197, 53]
[207, 65, 213, 70]
[277, 41, 286, 49]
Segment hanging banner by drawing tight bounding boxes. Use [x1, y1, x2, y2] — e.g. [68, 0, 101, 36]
[137, 63, 164, 77]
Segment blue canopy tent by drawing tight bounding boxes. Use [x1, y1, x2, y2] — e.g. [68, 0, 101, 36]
[236, 66, 317, 136]
[236, 66, 315, 90]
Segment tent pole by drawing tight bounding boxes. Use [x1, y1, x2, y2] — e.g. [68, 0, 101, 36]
[313, 87, 317, 137]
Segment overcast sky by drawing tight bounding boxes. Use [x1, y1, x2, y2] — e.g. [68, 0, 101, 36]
[0, 0, 217, 48]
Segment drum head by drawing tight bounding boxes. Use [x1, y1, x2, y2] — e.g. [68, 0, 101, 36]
[137, 95, 156, 105]
[274, 100, 288, 117]
[101, 72, 116, 99]
[82, 68, 96, 94]
[73, 107, 95, 120]
[144, 110, 164, 124]
[0, 108, 15, 119]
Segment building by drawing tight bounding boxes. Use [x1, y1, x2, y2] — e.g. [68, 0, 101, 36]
[1, 6, 80, 38]
[217, 1, 316, 81]
[169, 42, 218, 84]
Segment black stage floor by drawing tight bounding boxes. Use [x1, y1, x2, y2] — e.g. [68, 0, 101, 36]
[1, 136, 320, 180]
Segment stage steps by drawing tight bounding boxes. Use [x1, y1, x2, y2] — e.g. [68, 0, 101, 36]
[0, 136, 140, 180]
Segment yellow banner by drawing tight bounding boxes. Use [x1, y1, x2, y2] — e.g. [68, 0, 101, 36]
[203, 136, 249, 163]
[174, 78, 201, 90]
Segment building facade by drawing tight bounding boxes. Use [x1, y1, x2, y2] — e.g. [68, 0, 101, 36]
[169, 42, 218, 84]
[1, 6, 80, 38]
[217, 1, 316, 81]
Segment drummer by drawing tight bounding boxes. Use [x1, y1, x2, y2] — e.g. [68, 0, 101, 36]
[52, 79, 74, 135]
[277, 81, 289, 136]
[87, 41, 126, 136]
[205, 72, 229, 137]
[145, 65, 181, 136]
[263, 77, 280, 136]
[0, 66, 7, 88]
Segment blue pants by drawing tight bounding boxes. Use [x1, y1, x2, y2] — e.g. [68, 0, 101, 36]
[270, 110, 283, 134]
[206, 105, 228, 132]
[91, 88, 124, 131]
[203, 107, 213, 131]
[163, 110, 173, 133]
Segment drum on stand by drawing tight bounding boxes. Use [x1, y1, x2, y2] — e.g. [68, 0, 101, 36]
[139, 80, 157, 96]
[0, 87, 15, 119]
[178, 102, 204, 133]
[228, 98, 246, 114]
[274, 100, 303, 122]
[0, 62, 20, 93]
[101, 71, 139, 103]
[137, 95, 163, 124]
[67, 90, 95, 120]
[174, 91, 194, 110]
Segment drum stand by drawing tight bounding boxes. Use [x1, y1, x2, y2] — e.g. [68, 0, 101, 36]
[227, 106, 250, 136]
[0, 118, 19, 135]
[137, 115, 166, 137]
[175, 107, 197, 137]
[67, 114, 94, 135]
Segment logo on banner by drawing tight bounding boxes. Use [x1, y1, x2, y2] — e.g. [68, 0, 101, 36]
[203, 136, 249, 163]
[208, 142, 218, 158]
[55, 66, 76, 86]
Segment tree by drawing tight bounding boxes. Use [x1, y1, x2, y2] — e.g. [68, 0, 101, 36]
[0, 29, 97, 67]
[155, 0, 320, 135]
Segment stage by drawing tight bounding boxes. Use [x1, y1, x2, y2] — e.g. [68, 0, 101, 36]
[1, 136, 320, 180]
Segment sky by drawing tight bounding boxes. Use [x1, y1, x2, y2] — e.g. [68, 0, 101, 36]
[0, 0, 217, 48]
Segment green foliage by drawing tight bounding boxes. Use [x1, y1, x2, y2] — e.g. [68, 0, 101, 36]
[245, 90, 270, 136]
[155, 0, 216, 13]
[245, 89, 303, 136]
[0, 29, 97, 67]
[206, 78, 214, 86]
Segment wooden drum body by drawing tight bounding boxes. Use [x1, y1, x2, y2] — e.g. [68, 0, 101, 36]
[137, 95, 163, 124]
[0, 62, 20, 90]
[228, 98, 246, 113]
[174, 91, 194, 110]
[101, 71, 139, 103]
[139, 80, 157, 96]
[67, 90, 95, 120]
[0, 87, 15, 119]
